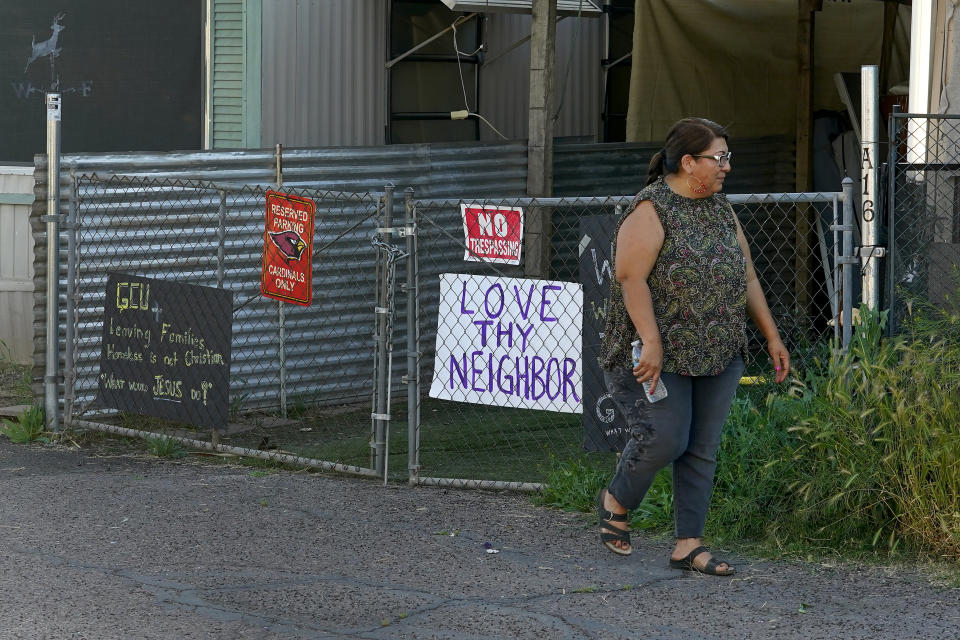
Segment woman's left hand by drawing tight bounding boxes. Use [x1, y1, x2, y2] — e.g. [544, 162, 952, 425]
[767, 337, 790, 383]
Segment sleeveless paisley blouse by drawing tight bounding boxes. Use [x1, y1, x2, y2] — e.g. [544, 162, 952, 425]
[600, 177, 747, 376]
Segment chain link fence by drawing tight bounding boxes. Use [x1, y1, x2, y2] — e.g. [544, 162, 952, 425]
[407, 191, 848, 489]
[888, 113, 960, 333]
[56, 173, 851, 489]
[65, 173, 386, 476]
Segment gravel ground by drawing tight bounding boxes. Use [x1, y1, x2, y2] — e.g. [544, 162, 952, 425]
[1, 438, 959, 640]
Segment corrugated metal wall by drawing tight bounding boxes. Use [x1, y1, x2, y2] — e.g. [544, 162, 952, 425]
[554, 136, 796, 197]
[260, 0, 387, 147]
[0, 166, 35, 364]
[479, 12, 603, 142]
[67, 178, 383, 412]
[251, 4, 599, 147]
[31, 142, 527, 411]
[551, 136, 796, 280]
[31, 138, 793, 410]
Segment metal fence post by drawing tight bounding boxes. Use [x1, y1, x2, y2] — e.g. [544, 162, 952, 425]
[44, 92, 62, 431]
[373, 184, 395, 476]
[404, 187, 420, 485]
[841, 178, 856, 349]
[63, 172, 78, 427]
[275, 143, 287, 418]
[217, 189, 227, 288]
[887, 106, 900, 334]
[860, 65, 884, 310]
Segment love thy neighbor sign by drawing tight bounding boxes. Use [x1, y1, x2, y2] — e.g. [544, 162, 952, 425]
[429, 273, 583, 413]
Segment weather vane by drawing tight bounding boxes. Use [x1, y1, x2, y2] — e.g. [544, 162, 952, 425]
[25, 12, 66, 90]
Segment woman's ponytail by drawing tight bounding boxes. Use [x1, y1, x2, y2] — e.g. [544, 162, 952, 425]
[645, 149, 667, 186]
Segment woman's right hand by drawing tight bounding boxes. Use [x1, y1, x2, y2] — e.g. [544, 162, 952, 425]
[632, 339, 664, 392]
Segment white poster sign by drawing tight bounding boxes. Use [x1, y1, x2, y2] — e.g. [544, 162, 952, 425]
[429, 273, 583, 414]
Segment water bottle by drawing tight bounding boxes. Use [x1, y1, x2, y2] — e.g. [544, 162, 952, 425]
[631, 340, 668, 403]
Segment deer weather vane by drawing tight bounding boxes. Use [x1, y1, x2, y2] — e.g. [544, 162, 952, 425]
[24, 12, 66, 80]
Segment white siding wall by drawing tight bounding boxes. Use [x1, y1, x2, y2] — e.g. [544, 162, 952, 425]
[0, 167, 35, 364]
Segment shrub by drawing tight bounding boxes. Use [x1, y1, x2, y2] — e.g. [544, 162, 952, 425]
[0, 405, 46, 443]
[542, 298, 960, 562]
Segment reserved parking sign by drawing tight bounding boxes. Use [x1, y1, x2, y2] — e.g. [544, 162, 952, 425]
[261, 191, 315, 306]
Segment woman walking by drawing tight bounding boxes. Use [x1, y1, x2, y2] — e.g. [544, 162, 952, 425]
[597, 117, 790, 576]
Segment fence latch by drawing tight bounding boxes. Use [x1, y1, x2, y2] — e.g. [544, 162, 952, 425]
[375, 226, 416, 237]
[857, 246, 887, 258]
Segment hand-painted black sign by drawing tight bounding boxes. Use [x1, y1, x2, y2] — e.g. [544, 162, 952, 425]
[98, 273, 232, 431]
[579, 216, 629, 452]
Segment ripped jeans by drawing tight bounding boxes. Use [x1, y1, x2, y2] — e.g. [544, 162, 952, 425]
[603, 357, 744, 539]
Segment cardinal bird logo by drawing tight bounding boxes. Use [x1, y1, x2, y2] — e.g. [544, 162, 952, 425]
[268, 230, 307, 261]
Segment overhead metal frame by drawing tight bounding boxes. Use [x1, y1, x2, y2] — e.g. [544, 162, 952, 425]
[440, 0, 601, 17]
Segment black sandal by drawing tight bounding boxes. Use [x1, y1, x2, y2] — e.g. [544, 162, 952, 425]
[669, 545, 735, 576]
[596, 489, 632, 556]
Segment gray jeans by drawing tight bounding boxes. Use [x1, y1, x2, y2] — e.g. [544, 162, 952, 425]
[603, 357, 744, 539]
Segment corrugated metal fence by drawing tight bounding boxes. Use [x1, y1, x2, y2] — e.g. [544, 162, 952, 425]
[29, 138, 798, 481]
[33, 137, 792, 398]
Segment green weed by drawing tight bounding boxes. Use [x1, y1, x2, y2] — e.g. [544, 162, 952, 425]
[145, 435, 187, 458]
[536, 455, 611, 512]
[0, 405, 46, 443]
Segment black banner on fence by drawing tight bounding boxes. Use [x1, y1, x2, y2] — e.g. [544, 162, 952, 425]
[98, 273, 232, 431]
[0, 1, 201, 162]
[579, 216, 628, 452]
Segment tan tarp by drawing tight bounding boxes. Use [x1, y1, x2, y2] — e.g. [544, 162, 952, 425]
[626, 0, 911, 141]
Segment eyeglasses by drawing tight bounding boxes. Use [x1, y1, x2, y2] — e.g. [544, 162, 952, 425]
[691, 152, 733, 168]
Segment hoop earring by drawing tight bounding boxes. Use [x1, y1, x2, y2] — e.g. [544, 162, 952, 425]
[686, 174, 708, 195]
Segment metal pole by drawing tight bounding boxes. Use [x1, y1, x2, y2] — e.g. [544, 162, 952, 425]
[831, 193, 840, 345]
[275, 143, 287, 418]
[887, 106, 900, 334]
[373, 185, 394, 476]
[217, 190, 226, 288]
[404, 188, 420, 485]
[860, 65, 883, 310]
[44, 93, 61, 431]
[841, 178, 855, 350]
[63, 172, 77, 427]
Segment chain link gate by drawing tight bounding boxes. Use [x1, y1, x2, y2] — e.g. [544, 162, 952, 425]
[64, 172, 391, 476]
[56, 172, 855, 489]
[405, 190, 853, 490]
[888, 112, 960, 333]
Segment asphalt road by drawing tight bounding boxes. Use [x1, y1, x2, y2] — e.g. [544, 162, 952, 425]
[1, 439, 959, 640]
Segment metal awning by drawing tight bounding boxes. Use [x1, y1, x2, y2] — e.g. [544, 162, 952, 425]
[440, 0, 602, 17]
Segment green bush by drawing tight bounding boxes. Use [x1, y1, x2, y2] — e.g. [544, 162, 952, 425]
[543, 298, 960, 562]
[0, 405, 46, 443]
